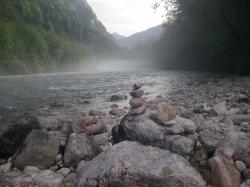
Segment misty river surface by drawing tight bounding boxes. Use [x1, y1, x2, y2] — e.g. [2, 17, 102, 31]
[0, 70, 229, 115]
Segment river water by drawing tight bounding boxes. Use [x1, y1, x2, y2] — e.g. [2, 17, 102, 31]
[0, 70, 229, 116]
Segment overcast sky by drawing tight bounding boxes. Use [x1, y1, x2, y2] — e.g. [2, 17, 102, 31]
[87, 0, 165, 36]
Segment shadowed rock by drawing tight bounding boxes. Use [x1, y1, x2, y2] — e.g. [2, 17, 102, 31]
[112, 115, 195, 157]
[0, 109, 41, 159]
[13, 129, 60, 170]
[64, 133, 101, 168]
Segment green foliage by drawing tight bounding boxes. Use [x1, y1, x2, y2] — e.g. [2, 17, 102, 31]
[153, 0, 250, 74]
[0, 0, 116, 74]
[235, 55, 250, 75]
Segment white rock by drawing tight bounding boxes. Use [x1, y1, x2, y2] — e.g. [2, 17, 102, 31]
[235, 160, 247, 172]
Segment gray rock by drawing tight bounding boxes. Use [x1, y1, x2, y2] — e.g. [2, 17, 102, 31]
[228, 114, 250, 125]
[164, 116, 197, 134]
[213, 101, 227, 115]
[1, 169, 64, 187]
[0, 110, 41, 159]
[150, 102, 177, 125]
[65, 172, 76, 187]
[235, 160, 247, 172]
[170, 135, 195, 156]
[130, 89, 144, 98]
[110, 94, 127, 101]
[215, 132, 250, 167]
[56, 167, 71, 177]
[129, 98, 144, 108]
[13, 130, 60, 170]
[89, 110, 106, 116]
[112, 115, 195, 157]
[133, 83, 142, 90]
[165, 124, 185, 135]
[199, 119, 234, 154]
[72, 116, 106, 135]
[38, 116, 60, 131]
[76, 141, 206, 187]
[64, 133, 101, 168]
[56, 154, 63, 163]
[109, 108, 126, 116]
[129, 104, 147, 115]
[92, 132, 111, 145]
[0, 162, 11, 175]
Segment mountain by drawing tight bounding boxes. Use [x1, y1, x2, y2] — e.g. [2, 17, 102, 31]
[112, 33, 125, 40]
[0, 0, 116, 74]
[118, 25, 164, 49]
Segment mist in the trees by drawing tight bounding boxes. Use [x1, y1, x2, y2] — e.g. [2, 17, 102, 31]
[151, 0, 250, 74]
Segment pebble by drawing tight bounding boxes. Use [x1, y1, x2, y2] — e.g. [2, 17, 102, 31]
[56, 154, 63, 163]
[56, 167, 71, 177]
[235, 160, 247, 172]
[133, 83, 142, 90]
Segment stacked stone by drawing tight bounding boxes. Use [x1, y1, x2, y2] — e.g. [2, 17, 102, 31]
[129, 83, 146, 115]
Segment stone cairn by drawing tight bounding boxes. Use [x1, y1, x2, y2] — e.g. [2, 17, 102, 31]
[129, 83, 146, 115]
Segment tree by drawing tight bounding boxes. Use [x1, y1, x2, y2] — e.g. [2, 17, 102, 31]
[153, 0, 250, 74]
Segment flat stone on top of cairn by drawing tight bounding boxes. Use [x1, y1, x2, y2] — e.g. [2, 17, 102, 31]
[129, 83, 146, 116]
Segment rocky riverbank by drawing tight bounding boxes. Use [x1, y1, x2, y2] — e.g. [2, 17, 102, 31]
[1, 77, 250, 187]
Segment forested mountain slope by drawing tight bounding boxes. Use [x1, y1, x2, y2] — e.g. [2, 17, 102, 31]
[119, 25, 163, 49]
[0, 0, 116, 74]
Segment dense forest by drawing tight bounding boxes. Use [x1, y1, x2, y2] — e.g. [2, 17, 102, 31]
[0, 0, 116, 74]
[153, 0, 250, 74]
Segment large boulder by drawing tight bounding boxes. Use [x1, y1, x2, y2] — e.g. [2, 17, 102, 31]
[199, 118, 235, 155]
[13, 129, 60, 170]
[64, 133, 101, 168]
[112, 115, 195, 157]
[1, 168, 64, 187]
[215, 132, 250, 167]
[76, 141, 206, 187]
[0, 109, 41, 159]
[209, 154, 241, 187]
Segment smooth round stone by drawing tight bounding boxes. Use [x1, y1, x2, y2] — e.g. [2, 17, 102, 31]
[130, 89, 144, 98]
[129, 104, 146, 116]
[133, 83, 142, 90]
[129, 98, 144, 108]
[235, 160, 247, 172]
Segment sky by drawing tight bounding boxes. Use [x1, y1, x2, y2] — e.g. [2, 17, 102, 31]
[87, 0, 165, 36]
